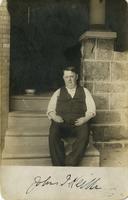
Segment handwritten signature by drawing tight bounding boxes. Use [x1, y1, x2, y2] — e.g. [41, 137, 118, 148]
[26, 174, 102, 194]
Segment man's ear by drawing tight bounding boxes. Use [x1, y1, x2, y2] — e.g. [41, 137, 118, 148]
[76, 74, 78, 80]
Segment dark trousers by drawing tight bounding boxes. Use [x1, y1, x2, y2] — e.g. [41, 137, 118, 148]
[49, 121, 89, 166]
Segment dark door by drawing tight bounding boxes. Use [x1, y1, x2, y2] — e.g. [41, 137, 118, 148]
[9, 0, 89, 95]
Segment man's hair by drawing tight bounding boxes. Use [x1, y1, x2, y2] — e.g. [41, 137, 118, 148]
[63, 66, 78, 74]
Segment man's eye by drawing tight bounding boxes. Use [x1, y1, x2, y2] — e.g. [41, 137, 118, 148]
[65, 76, 74, 78]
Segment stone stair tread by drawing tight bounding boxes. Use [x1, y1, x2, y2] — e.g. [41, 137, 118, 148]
[11, 94, 53, 99]
[2, 152, 50, 159]
[6, 128, 49, 136]
[10, 95, 51, 112]
[8, 112, 50, 129]
[9, 111, 47, 117]
[1, 156, 99, 166]
[1, 158, 52, 166]
[3, 136, 49, 150]
[2, 143, 99, 158]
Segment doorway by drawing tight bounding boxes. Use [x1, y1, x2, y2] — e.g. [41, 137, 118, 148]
[9, 0, 89, 95]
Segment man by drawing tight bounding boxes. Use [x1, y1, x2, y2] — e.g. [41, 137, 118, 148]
[47, 66, 96, 166]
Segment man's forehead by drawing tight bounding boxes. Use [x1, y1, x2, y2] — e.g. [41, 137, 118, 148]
[63, 70, 76, 76]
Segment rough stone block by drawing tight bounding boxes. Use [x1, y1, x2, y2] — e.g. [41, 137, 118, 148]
[94, 82, 128, 93]
[82, 39, 95, 59]
[91, 111, 121, 124]
[124, 144, 128, 148]
[96, 49, 114, 61]
[83, 61, 110, 81]
[121, 110, 128, 125]
[83, 81, 93, 93]
[0, 31, 2, 38]
[111, 62, 128, 81]
[2, 50, 10, 57]
[93, 94, 109, 110]
[96, 39, 114, 60]
[3, 43, 10, 48]
[114, 51, 128, 61]
[92, 125, 128, 141]
[110, 94, 128, 109]
[104, 143, 122, 148]
[97, 39, 114, 50]
[2, 27, 10, 34]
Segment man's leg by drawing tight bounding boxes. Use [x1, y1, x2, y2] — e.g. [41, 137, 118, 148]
[65, 123, 89, 166]
[49, 121, 65, 166]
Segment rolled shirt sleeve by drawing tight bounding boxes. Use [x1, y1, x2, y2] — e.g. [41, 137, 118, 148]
[84, 88, 96, 121]
[47, 89, 60, 119]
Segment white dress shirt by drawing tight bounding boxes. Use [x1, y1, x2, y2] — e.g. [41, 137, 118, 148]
[47, 87, 96, 122]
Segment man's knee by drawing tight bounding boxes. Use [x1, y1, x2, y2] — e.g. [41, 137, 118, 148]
[76, 123, 89, 139]
[49, 121, 63, 142]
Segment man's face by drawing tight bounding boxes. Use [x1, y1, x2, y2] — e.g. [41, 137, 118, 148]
[63, 70, 78, 89]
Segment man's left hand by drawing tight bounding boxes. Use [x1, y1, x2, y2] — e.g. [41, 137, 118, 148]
[75, 117, 87, 126]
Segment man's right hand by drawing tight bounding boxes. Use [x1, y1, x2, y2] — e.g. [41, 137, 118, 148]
[50, 112, 64, 123]
[53, 115, 64, 123]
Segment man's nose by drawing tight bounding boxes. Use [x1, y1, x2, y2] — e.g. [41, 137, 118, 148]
[68, 77, 71, 81]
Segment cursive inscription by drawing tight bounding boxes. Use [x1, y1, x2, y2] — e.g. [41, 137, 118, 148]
[26, 176, 59, 194]
[26, 174, 102, 194]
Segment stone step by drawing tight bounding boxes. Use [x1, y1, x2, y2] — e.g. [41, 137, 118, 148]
[8, 111, 50, 129]
[3, 110, 100, 166]
[2, 135, 100, 159]
[2, 147, 100, 167]
[1, 155, 99, 166]
[10, 95, 51, 111]
[6, 127, 49, 136]
[2, 136, 50, 157]
[1, 158, 52, 166]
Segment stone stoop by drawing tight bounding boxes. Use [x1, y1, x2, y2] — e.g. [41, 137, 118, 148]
[2, 96, 100, 166]
[10, 95, 51, 112]
[2, 133, 100, 166]
[2, 144, 100, 166]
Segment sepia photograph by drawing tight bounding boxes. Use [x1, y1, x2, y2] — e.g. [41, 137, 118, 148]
[0, 0, 128, 199]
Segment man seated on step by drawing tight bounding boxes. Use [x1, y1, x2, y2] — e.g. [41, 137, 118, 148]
[47, 66, 96, 166]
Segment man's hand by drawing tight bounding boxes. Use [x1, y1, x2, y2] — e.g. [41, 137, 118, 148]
[53, 115, 64, 123]
[50, 112, 64, 123]
[75, 117, 87, 126]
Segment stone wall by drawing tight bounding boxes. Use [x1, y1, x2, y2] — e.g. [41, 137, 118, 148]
[0, 0, 10, 151]
[81, 35, 128, 147]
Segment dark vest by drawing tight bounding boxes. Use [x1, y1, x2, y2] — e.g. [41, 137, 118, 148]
[56, 86, 87, 123]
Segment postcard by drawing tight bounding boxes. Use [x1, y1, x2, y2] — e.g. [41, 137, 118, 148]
[0, 0, 128, 199]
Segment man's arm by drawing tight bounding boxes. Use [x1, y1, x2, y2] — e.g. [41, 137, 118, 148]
[75, 88, 96, 126]
[84, 87, 96, 119]
[47, 89, 64, 123]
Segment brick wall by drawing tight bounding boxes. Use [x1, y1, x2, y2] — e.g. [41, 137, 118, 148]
[81, 34, 128, 147]
[0, 0, 10, 151]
